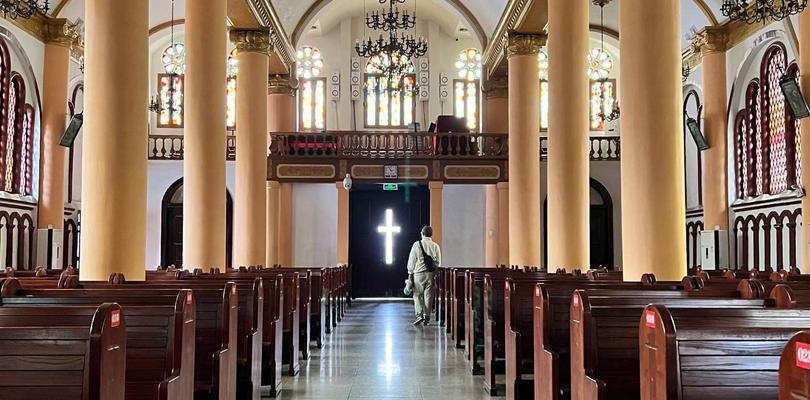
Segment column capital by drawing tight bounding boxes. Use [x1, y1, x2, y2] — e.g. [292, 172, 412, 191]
[230, 28, 274, 56]
[496, 182, 509, 190]
[483, 75, 508, 99]
[692, 26, 729, 56]
[268, 74, 298, 96]
[428, 181, 444, 190]
[43, 18, 81, 48]
[267, 180, 280, 189]
[506, 31, 546, 58]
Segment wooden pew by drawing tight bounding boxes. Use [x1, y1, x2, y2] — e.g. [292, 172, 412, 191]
[640, 305, 810, 400]
[3, 283, 238, 400]
[778, 330, 810, 399]
[0, 302, 126, 400]
[569, 289, 774, 400]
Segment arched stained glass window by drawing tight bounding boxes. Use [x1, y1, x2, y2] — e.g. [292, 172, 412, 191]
[297, 46, 326, 131]
[733, 41, 801, 199]
[364, 54, 415, 128]
[157, 43, 185, 128]
[454, 48, 481, 131]
[226, 49, 238, 130]
[0, 44, 36, 197]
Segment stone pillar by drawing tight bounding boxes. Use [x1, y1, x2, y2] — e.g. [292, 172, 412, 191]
[183, 0, 227, 269]
[267, 75, 297, 131]
[620, 0, 686, 281]
[336, 182, 349, 264]
[266, 181, 280, 267]
[231, 29, 271, 268]
[429, 181, 443, 246]
[277, 183, 293, 266]
[547, 0, 590, 270]
[799, 10, 810, 271]
[497, 182, 510, 266]
[507, 32, 544, 268]
[698, 28, 730, 232]
[38, 20, 77, 268]
[483, 75, 508, 266]
[80, 0, 148, 281]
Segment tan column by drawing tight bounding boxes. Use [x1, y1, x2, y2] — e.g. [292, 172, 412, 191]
[277, 182, 293, 266]
[336, 182, 349, 264]
[620, 0, 685, 281]
[497, 182, 510, 266]
[232, 29, 271, 268]
[548, 0, 590, 270]
[507, 32, 544, 268]
[183, 0, 227, 269]
[266, 181, 280, 267]
[483, 76, 509, 266]
[39, 20, 77, 231]
[80, 0, 148, 281]
[801, 10, 810, 270]
[429, 181, 443, 246]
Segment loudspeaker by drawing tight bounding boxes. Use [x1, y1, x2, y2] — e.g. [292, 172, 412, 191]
[439, 86, 449, 101]
[419, 86, 430, 100]
[351, 57, 362, 72]
[438, 73, 449, 86]
[330, 72, 340, 100]
[60, 113, 83, 147]
[351, 71, 361, 85]
[780, 75, 810, 119]
[686, 117, 708, 150]
[418, 59, 429, 72]
[418, 71, 429, 87]
[351, 84, 362, 100]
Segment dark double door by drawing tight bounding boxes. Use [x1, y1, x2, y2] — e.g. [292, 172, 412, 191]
[349, 184, 429, 297]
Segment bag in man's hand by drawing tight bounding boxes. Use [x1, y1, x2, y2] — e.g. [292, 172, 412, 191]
[418, 242, 436, 273]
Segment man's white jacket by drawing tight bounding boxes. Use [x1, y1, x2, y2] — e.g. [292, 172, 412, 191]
[407, 237, 441, 274]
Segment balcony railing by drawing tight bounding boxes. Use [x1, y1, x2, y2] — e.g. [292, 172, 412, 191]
[147, 132, 620, 161]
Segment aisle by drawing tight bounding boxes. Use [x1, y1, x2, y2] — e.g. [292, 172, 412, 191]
[280, 300, 504, 400]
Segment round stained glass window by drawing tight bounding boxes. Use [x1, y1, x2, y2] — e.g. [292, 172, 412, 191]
[537, 49, 549, 80]
[162, 43, 186, 74]
[296, 46, 324, 79]
[587, 48, 613, 81]
[227, 49, 239, 78]
[454, 48, 481, 82]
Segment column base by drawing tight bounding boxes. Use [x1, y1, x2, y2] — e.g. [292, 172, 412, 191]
[36, 228, 64, 269]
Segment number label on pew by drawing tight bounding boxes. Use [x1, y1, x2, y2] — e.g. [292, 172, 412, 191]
[186, 292, 193, 305]
[111, 310, 121, 328]
[644, 311, 656, 329]
[798, 342, 810, 370]
[573, 295, 579, 307]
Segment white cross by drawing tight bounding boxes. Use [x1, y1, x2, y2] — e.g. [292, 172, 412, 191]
[377, 208, 401, 265]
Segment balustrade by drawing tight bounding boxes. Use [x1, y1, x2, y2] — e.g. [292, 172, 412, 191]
[539, 136, 621, 161]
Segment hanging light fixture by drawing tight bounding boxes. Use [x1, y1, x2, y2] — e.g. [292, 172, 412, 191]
[721, 0, 807, 24]
[149, 0, 181, 115]
[592, 0, 620, 123]
[355, 0, 427, 80]
[0, 0, 48, 20]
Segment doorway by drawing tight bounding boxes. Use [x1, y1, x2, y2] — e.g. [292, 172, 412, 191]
[160, 178, 234, 268]
[349, 183, 430, 297]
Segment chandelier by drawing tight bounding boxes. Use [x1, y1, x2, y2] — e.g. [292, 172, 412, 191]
[593, 0, 620, 124]
[149, 0, 180, 115]
[721, 0, 807, 24]
[0, 0, 48, 19]
[355, 0, 427, 79]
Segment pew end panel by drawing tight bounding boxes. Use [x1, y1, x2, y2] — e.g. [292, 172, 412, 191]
[158, 289, 197, 400]
[533, 284, 559, 400]
[779, 330, 810, 400]
[638, 305, 679, 400]
[569, 291, 606, 400]
[211, 282, 238, 400]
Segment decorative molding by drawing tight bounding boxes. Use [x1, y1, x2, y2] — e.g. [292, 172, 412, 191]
[42, 18, 80, 47]
[506, 31, 545, 58]
[482, 0, 533, 79]
[350, 165, 429, 180]
[268, 74, 297, 96]
[246, 0, 295, 71]
[694, 25, 730, 56]
[444, 165, 501, 180]
[276, 164, 335, 179]
[482, 75, 508, 99]
[229, 28, 273, 55]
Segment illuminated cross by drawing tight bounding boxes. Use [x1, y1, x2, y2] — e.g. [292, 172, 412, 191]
[377, 208, 401, 265]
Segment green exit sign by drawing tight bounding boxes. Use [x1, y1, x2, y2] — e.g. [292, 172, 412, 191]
[382, 183, 398, 191]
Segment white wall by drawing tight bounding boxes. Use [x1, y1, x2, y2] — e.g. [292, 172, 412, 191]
[292, 183, 338, 266]
[441, 185, 485, 266]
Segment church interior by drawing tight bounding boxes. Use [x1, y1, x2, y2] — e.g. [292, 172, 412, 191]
[1, 0, 810, 399]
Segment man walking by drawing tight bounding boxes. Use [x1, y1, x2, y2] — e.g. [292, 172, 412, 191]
[407, 226, 441, 326]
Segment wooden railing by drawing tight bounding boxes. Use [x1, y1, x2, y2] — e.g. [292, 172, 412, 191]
[147, 132, 621, 161]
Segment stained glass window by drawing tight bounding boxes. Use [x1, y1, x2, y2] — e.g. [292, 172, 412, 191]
[453, 48, 480, 131]
[297, 46, 327, 131]
[157, 73, 184, 128]
[226, 50, 238, 130]
[364, 56, 415, 128]
[455, 48, 481, 82]
[162, 43, 186, 74]
[587, 48, 613, 81]
[590, 80, 615, 131]
[0, 41, 35, 197]
[733, 42, 802, 199]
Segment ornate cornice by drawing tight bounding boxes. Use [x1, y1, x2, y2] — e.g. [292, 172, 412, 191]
[268, 74, 298, 96]
[505, 31, 545, 58]
[43, 18, 80, 47]
[482, 0, 533, 79]
[245, 0, 295, 72]
[482, 75, 508, 99]
[230, 28, 273, 55]
[693, 26, 729, 56]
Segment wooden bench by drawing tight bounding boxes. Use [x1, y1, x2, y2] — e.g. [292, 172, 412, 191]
[778, 330, 810, 399]
[3, 283, 238, 400]
[0, 302, 126, 400]
[570, 289, 774, 400]
[640, 305, 810, 399]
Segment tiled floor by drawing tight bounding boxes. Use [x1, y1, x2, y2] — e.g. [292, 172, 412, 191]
[278, 300, 505, 400]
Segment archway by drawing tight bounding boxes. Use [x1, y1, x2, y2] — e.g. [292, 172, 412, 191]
[543, 178, 614, 269]
[160, 178, 233, 268]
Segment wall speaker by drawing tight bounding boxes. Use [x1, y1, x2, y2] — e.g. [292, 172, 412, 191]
[418, 71, 429, 87]
[438, 73, 449, 86]
[330, 72, 340, 85]
[686, 117, 709, 150]
[419, 59, 429, 71]
[351, 71, 361, 85]
[439, 85, 449, 101]
[419, 86, 430, 100]
[351, 57, 362, 72]
[351, 84, 362, 100]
